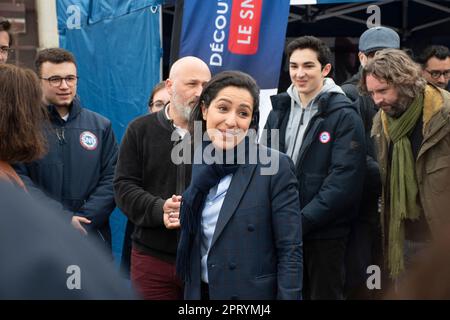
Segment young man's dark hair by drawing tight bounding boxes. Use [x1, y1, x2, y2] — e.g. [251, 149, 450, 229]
[417, 45, 450, 66]
[286, 35, 332, 68]
[35, 48, 77, 74]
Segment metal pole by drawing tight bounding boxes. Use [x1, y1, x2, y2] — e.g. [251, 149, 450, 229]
[35, 0, 59, 49]
[402, 0, 409, 41]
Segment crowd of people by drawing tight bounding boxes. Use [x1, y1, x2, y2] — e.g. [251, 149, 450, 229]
[2, 15, 450, 300]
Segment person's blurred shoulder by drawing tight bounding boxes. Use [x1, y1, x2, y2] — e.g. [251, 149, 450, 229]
[0, 181, 137, 299]
[385, 229, 450, 300]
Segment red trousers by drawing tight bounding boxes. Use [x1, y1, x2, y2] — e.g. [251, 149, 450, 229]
[131, 248, 183, 300]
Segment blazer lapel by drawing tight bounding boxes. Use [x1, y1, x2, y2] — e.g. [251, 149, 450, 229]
[210, 164, 256, 249]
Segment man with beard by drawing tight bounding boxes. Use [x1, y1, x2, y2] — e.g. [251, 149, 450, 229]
[14, 48, 118, 251]
[361, 49, 450, 281]
[341, 26, 400, 299]
[114, 56, 211, 299]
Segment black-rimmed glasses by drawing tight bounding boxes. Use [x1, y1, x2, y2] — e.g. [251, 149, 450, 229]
[40, 75, 79, 87]
[425, 69, 450, 80]
[149, 100, 168, 110]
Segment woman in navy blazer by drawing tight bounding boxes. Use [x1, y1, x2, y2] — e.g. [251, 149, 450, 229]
[176, 71, 302, 300]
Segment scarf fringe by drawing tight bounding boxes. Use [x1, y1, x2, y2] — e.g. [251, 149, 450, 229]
[176, 191, 203, 282]
[388, 216, 405, 278]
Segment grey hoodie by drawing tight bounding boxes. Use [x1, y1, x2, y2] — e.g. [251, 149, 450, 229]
[284, 78, 345, 164]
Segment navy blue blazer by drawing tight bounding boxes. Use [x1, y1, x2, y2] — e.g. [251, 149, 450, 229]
[183, 145, 302, 300]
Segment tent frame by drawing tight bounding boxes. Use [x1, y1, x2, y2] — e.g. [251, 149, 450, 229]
[288, 0, 450, 39]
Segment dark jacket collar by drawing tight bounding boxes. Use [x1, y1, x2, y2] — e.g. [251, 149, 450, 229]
[47, 96, 82, 123]
[156, 105, 176, 132]
[271, 90, 356, 116]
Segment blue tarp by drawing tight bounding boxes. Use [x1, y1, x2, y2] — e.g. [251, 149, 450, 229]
[57, 0, 162, 265]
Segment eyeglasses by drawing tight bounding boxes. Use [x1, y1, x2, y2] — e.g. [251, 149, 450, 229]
[0, 46, 12, 55]
[425, 69, 450, 80]
[149, 100, 168, 110]
[40, 75, 78, 87]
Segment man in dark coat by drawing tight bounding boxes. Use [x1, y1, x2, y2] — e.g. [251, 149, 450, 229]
[14, 48, 118, 250]
[341, 26, 400, 298]
[264, 36, 366, 299]
[114, 56, 211, 300]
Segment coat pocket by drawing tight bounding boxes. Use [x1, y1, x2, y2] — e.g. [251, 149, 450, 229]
[425, 155, 450, 193]
[64, 198, 85, 212]
[250, 273, 277, 299]
[300, 173, 326, 205]
[255, 273, 276, 280]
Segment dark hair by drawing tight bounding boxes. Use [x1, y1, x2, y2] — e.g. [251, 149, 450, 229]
[286, 36, 332, 68]
[0, 64, 48, 163]
[417, 45, 450, 66]
[147, 81, 166, 108]
[0, 17, 13, 46]
[35, 48, 77, 75]
[189, 70, 260, 134]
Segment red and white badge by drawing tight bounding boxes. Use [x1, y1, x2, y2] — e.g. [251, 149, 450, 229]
[319, 131, 331, 144]
[79, 131, 98, 150]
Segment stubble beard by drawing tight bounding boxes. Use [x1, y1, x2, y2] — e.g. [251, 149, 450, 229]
[386, 95, 414, 118]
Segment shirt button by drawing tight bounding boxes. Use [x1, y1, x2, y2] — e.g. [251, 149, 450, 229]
[247, 224, 255, 232]
[229, 262, 236, 270]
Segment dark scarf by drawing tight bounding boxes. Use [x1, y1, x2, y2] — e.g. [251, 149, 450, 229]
[176, 137, 252, 281]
